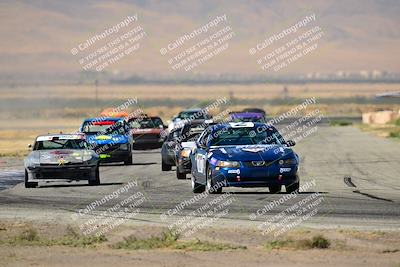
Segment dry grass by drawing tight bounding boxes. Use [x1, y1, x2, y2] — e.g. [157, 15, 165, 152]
[359, 119, 400, 139]
[2, 83, 398, 100]
[264, 235, 331, 250]
[0, 126, 78, 157]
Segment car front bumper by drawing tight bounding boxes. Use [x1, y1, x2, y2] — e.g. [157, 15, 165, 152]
[162, 148, 176, 165]
[27, 165, 97, 180]
[96, 144, 131, 163]
[209, 164, 299, 187]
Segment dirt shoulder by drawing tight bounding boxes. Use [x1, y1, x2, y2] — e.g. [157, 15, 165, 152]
[0, 219, 399, 267]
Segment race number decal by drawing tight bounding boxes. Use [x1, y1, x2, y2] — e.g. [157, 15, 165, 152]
[196, 154, 206, 174]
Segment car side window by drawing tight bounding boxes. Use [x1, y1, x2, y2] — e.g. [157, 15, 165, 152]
[197, 131, 209, 147]
[168, 130, 179, 141]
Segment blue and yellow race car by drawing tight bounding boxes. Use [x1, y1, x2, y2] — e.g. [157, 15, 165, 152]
[190, 122, 299, 194]
[80, 117, 133, 165]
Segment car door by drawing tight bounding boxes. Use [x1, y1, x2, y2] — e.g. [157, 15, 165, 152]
[192, 131, 209, 185]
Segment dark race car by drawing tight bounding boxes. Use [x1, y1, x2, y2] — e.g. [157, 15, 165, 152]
[190, 122, 299, 194]
[24, 134, 100, 188]
[167, 108, 212, 132]
[161, 127, 183, 171]
[174, 121, 213, 179]
[80, 117, 133, 165]
[127, 115, 167, 149]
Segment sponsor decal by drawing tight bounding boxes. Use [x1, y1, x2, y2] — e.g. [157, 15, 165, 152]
[242, 147, 265, 153]
[58, 157, 68, 166]
[252, 161, 265, 167]
[280, 167, 291, 173]
[96, 135, 112, 140]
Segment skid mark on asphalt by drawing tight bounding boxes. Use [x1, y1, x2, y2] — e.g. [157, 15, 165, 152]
[353, 190, 393, 202]
[344, 176, 393, 202]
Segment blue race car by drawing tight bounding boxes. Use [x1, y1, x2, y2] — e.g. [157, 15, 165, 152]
[190, 122, 299, 194]
[80, 117, 133, 165]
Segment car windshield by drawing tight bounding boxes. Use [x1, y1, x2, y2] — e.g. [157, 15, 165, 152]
[209, 127, 284, 146]
[82, 121, 127, 135]
[34, 139, 88, 150]
[182, 132, 202, 142]
[129, 117, 163, 129]
[177, 111, 208, 120]
[82, 121, 117, 134]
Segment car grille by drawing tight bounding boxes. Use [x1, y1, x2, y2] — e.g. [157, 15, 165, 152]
[133, 133, 160, 140]
[94, 144, 122, 154]
[242, 161, 274, 168]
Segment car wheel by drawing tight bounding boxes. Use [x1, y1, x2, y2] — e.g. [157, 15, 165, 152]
[206, 165, 222, 194]
[124, 153, 133, 165]
[176, 166, 186, 180]
[89, 166, 100, 186]
[269, 185, 281, 194]
[162, 161, 171, 171]
[286, 181, 299, 193]
[24, 169, 37, 188]
[192, 176, 205, 193]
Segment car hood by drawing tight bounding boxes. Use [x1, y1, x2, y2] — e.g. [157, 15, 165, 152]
[26, 149, 93, 165]
[131, 128, 162, 134]
[86, 134, 128, 145]
[209, 144, 294, 161]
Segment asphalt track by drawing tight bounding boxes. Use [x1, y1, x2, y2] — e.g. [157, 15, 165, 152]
[0, 124, 399, 230]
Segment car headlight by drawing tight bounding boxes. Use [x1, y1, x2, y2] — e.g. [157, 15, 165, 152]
[216, 160, 240, 168]
[28, 157, 40, 166]
[278, 158, 296, 165]
[112, 136, 121, 142]
[119, 144, 129, 150]
[82, 151, 93, 161]
[180, 148, 191, 158]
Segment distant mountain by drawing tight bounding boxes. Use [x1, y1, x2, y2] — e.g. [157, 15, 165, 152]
[0, 0, 399, 80]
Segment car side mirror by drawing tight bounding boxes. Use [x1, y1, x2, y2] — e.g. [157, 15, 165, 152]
[286, 140, 296, 147]
[28, 144, 32, 150]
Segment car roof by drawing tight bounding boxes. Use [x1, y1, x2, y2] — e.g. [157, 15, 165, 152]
[83, 117, 123, 123]
[242, 108, 266, 114]
[208, 122, 276, 132]
[230, 112, 263, 118]
[36, 134, 85, 141]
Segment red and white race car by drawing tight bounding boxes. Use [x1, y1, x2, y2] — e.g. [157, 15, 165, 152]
[127, 115, 167, 149]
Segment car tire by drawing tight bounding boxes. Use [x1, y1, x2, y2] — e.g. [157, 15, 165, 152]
[162, 161, 171, 171]
[124, 153, 133, 165]
[206, 165, 222, 194]
[24, 169, 37, 188]
[89, 166, 100, 186]
[286, 181, 300, 193]
[192, 177, 205, 193]
[269, 185, 281, 194]
[176, 167, 186, 180]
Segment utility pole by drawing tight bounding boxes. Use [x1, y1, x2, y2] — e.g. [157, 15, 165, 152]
[95, 79, 99, 112]
[283, 85, 288, 100]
